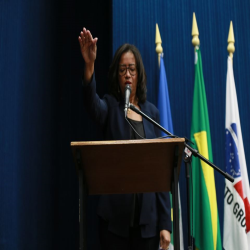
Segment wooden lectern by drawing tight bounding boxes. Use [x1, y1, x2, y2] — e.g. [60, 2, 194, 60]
[71, 138, 185, 250]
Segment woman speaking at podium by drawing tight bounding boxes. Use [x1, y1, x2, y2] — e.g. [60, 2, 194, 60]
[78, 27, 171, 250]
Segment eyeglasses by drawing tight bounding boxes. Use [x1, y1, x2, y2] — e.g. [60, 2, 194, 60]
[118, 65, 137, 76]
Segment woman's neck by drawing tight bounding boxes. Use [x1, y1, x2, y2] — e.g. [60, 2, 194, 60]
[130, 94, 138, 106]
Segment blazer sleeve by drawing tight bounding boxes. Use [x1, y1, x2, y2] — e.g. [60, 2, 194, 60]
[156, 192, 172, 232]
[82, 73, 108, 126]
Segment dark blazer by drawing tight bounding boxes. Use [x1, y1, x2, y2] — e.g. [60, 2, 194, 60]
[83, 74, 172, 238]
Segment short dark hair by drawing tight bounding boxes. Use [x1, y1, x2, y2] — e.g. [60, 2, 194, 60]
[108, 44, 147, 103]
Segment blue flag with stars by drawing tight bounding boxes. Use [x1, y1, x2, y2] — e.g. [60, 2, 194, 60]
[225, 123, 241, 178]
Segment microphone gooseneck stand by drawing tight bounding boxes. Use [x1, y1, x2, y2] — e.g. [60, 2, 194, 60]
[128, 103, 234, 250]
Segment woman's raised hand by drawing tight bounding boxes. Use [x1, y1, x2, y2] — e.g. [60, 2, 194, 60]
[78, 28, 98, 65]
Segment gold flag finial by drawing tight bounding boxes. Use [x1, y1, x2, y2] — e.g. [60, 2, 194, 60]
[192, 13, 200, 47]
[227, 21, 235, 58]
[155, 23, 163, 67]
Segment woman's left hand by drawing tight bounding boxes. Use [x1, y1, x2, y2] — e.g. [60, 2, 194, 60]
[159, 230, 171, 250]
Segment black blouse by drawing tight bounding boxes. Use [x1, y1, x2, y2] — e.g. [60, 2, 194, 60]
[127, 118, 145, 227]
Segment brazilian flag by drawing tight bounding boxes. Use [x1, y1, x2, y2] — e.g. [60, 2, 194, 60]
[190, 48, 222, 250]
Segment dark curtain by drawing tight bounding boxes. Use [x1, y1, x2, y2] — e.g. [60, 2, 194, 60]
[0, 0, 111, 249]
[0, 1, 60, 249]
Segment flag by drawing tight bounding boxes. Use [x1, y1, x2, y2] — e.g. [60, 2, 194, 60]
[157, 54, 184, 250]
[157, 55, 173, 136]
[223, 56, 250, 249]
[190, 47, 222, 250]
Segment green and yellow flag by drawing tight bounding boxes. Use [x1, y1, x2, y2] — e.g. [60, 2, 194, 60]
[190, 48, 222, 250]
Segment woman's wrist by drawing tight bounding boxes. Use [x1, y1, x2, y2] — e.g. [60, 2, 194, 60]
[83, 62, 94, 84]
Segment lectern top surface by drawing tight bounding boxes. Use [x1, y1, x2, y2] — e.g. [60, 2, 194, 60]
[71, 138, 185, 146]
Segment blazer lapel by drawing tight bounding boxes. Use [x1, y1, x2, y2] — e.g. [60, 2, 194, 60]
[118, 101, 131, 140]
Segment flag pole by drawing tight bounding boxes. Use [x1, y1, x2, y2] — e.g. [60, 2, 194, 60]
[184, 13, 201, 250]
[223, 20, 250, 250]
[186, 13, 234, 250]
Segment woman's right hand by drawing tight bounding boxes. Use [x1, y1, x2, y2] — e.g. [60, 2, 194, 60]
[78, 27, 98, 64]
[79, 28, 98, 83]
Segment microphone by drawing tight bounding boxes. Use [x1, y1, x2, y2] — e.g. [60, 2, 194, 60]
[124, 84, 131, 117]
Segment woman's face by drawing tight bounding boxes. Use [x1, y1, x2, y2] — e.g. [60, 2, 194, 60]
[118, 51, 138, 100]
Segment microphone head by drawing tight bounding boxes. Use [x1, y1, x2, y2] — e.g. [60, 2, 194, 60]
[124, 84, 131, 118]
[125, 84, 131, 92]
